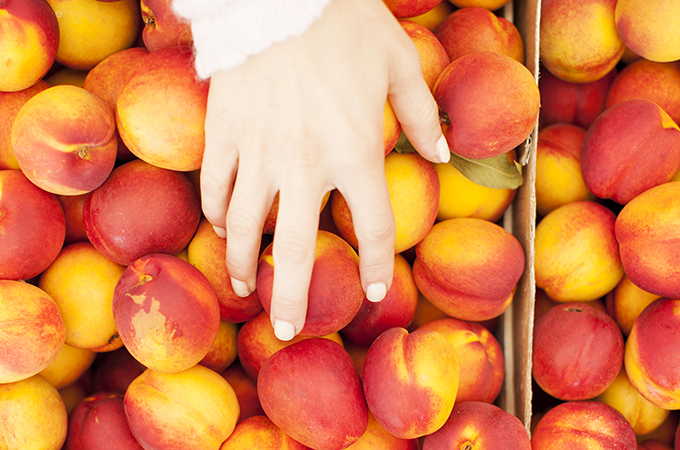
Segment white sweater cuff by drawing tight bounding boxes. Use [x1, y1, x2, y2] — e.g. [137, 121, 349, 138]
[172, 0, 332, 79]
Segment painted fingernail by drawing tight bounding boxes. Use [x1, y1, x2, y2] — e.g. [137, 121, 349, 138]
[435, 135, 450, 163]
[274, 320, 296, 341]
[366, 282, 387, 303]
[212, 226, 226, 238]
[231, 278, 251, 297]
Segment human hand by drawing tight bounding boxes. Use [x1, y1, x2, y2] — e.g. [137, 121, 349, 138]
[199, 0, 448, 341]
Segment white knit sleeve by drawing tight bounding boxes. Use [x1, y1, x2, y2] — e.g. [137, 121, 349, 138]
[172, 0, 332, 79]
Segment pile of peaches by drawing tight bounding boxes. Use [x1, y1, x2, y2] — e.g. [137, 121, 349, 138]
[1, 0, 680, 448]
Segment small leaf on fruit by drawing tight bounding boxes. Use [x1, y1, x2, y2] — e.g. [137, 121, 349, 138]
[394, 132, 417, 154]
[448, 152, 524, 190]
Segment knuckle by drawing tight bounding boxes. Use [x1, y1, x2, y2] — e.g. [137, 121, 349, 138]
[227, 209, 261, 240]
[200, 171, 231, 199]
[356, 215, 396, 244]
[273, 233, 315, 265]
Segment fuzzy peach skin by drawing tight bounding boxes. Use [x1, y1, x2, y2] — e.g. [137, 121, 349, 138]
[535, 123, 594, 217]
[39, 242, 126, 352]
[400, 20, 450, 91]
[433, 51, 540, 160]
[258, 338, 368, 450]
[125, 364, 240, 450]
[188, 218, 263, 323]
[0, 280, 66, 383]
[606, 59, 680, 125]
[0, 169, 65, 281]
[344, 410, 419, 450]
[448, 0, 511, 10]
[257, 230, 365, 337]
[595, 368, 670, 436]
[332, 151, 440, 254]
[625, 298, 680, 410]
[383, 100, 402, 155]
[615, 0, 680, 63]
[422, 401, 531, 450]
[39, 344, 96, 390]
[362, 327, 459, 439]
[615, 182, 680, 298]
[57, 192, 89, 245]
[405, 1, 454, 31]
[418, 317, 504, 404]
[535, 200, 623, 302]
[11, 85, 118, 195]
[112, 253, 221, 373]
[46, 0, 141, 70]
[531, 401, 637, 450]
[540, 0, 624, 83]
[605, 274, 661, 336]
[413, 217, 525, 322]
[198, 321, 238, 374]
[382, 0, 442, 18]
[538, 66, 616, 130]
[83, 159, 201, 266]
[91, 347, 146, 394]
[236, 310, 343, 382]
[341, 253, 419, 347]
[433, 6, 524, 64]
[532, 302, 624, 401]
[221, 363, 265, 423]
[0, 80, 49, 169]
[116, 47, 209, 172]
[0, 374, 68, 450]
[140, 0, 193, 52]
[0, 0, 59, 92]
[219, 415, 311, 450]
[581, 99, 680, 205]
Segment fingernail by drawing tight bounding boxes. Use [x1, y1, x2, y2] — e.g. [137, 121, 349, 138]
[435, 135, 450, 163]
[212, 226, 226, 238]
[366, 282, 387, 303]
[231, 278, 251, 297]
[274, 320, 296, 341]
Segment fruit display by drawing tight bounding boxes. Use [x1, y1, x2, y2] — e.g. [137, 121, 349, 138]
[4, 0, 680, 448]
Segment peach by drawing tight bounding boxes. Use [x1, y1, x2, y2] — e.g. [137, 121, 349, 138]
[407, 293, 450, 331]
[418, 317, 504, 403]
[0, 0, 59, 92]
[581, 99, 680, 204]
[448, 0, 511, 9]
[595, 368, 670, 436]
[0, 374, 68, 450]
[83, 159, 201, 266]
[258, 338, 368, 449]
[605, 274, 661, 336]
[433, 51, 540, 160]
[219, 415, 311, 450]
[383, 0, 442, 18]
[59, 375, 92, 416]
[39, 242, 126, 352]
[187, 218, 263, 323]
[434, 152, 517, 222]
[116, 47, 210, 171]
[91, 347, 146, 394]
[221, 362, 265, 422]
[540, 0, 624, 83]
[535, 200, 623, 302]
[124, 364, 240, 450]
[39, 344, 96, 390]
[64, 391, 144, 450]
[362, 327, 459, 439]
[433, 7, 524, 64]
[625, 298, 680, 409]
[383, 100, 402, 155]
[113, 253, 221, 373]
[57, 193, 89, 245]
[404, 0, 454, 31]
[640, 411, 680, 448]
[538, 66, 616, 130]
[46, 0, 141, 70]
[11, 85, 118, 195]
[0, 169, 65, 281]
[422, 401, 531, 450]
[0, 280, 66, 383]
[236, 310, 343, 381]
[257, 230, 365, 336]
[332, 151, 440, 254]
[140, 0, 193, 52]
[535, 123, 593, 217]
[0, 80, 49, 169]
[345, 410, 419, 450]
[606, 59, 680, 125]
[413, 217, 525, 321]
[341, 253, 419, 347]
[615, 0, 680, 63]
[44, 67, 88, 87]
[615, 181, 680, 298]
[531, 401, 637, 449]
[533, 302, 624, 401]
[400, 20, 450, 90]
[198, 321, 238, 374]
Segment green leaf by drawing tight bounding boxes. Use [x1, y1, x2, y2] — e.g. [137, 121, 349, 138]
[394, 132, 416, 154]
[448, 152, 523, 190]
